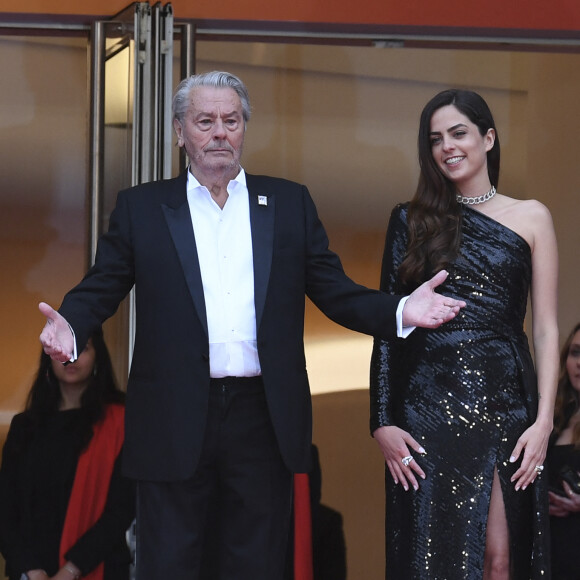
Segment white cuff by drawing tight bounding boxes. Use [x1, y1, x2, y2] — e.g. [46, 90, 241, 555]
[68, 324, 78, 362]
[396, 296, 416, 339]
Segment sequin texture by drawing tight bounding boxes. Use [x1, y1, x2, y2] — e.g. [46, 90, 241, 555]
[370, 204, 550, 579]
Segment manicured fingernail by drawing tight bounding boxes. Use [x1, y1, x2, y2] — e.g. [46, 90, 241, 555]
[509, 456, 516, 463]
[419, 447, 426, 454]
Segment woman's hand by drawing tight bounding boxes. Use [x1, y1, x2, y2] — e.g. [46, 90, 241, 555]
[25, 572, 49, 580]
[549, 479, 580, 517]
[50, 571, 79, 580]
[44, 562, 81, 579]
[373, 425, 426, 491]
[508, 419, 551, 491]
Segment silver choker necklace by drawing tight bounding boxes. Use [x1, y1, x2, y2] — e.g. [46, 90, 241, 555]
[456, 186, 496, 205]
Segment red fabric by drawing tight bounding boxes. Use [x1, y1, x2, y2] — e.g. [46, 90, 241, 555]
[293, 473, 313, 580]
[59, 404, 125, 580]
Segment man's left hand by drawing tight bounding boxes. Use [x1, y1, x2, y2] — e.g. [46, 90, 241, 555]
[402, 270, 466, 329]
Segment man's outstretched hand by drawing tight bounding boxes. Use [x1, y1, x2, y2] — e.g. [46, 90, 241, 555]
[402, 270, 466, 329]
[39, 302, 74, 363]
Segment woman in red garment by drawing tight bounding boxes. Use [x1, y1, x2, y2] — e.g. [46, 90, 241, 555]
[0, 330, 135, 580]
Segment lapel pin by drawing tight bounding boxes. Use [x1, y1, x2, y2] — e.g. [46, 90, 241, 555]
[258, 195, 268, 206]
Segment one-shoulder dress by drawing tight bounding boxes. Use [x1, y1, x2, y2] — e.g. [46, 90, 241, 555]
[370, 204, 550, 579]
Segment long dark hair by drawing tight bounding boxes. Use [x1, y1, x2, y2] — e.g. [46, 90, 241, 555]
[553, 323, 580, 447]
[26, 329, 125, 449]
[398, 89, 501, 288]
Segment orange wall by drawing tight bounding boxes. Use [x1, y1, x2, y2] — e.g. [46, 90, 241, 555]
[1, 0, 579, 31]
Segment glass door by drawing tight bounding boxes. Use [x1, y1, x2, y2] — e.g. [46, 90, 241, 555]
[89, 1, 192, 380]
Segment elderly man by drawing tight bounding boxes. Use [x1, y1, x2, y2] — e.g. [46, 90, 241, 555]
[39, 71, 464, 580]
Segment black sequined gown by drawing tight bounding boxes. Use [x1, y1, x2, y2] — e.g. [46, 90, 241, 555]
[370, 204, 550, 580]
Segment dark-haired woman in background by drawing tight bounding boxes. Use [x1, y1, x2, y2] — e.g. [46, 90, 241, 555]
[0, 330, 135, 580]
[370, 90, 558, 579]
[548, 323, 580, 580]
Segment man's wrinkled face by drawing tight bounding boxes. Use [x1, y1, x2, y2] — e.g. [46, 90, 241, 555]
[173, 86, 245, 178]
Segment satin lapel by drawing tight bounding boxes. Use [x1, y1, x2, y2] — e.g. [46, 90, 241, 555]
[247, 175, 275, 331]
[161, 173, 208, 336]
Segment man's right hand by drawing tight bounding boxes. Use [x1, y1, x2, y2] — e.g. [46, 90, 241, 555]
[39, 302, 74, 363]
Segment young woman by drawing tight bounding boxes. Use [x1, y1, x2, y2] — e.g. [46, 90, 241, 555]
[548, 323, 580, 579]
[370, 89, 558, 579]
[0, 330, 135, 580]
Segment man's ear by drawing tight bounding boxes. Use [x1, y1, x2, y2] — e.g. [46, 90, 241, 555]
[173, 118, 184, 147]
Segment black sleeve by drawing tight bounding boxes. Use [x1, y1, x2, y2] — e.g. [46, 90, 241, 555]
[369, 204, 409, 433]
[0, 414, 29, 571]
[64, 449, 136, 575]
[60, 188, 136, 356]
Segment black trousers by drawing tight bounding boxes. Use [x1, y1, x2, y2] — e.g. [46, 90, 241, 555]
[135, 377, 293, 580]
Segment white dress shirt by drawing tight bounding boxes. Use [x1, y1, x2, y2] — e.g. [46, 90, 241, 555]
[186, 169, 261, 378]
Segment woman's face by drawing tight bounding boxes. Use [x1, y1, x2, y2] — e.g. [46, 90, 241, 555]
[566, 330, 580, 393]
[429, 104, 495, 191]
[51, 338, 96, 389]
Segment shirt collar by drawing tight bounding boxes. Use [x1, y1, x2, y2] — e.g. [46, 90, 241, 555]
[186, 167, 246, 194]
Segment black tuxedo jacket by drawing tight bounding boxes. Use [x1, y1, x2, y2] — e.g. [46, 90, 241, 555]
[59, 170, 402, 481]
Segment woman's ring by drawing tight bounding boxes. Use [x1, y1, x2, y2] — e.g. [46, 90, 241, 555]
[534, 465, 544, 475]
[402, 455, 413, 467]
